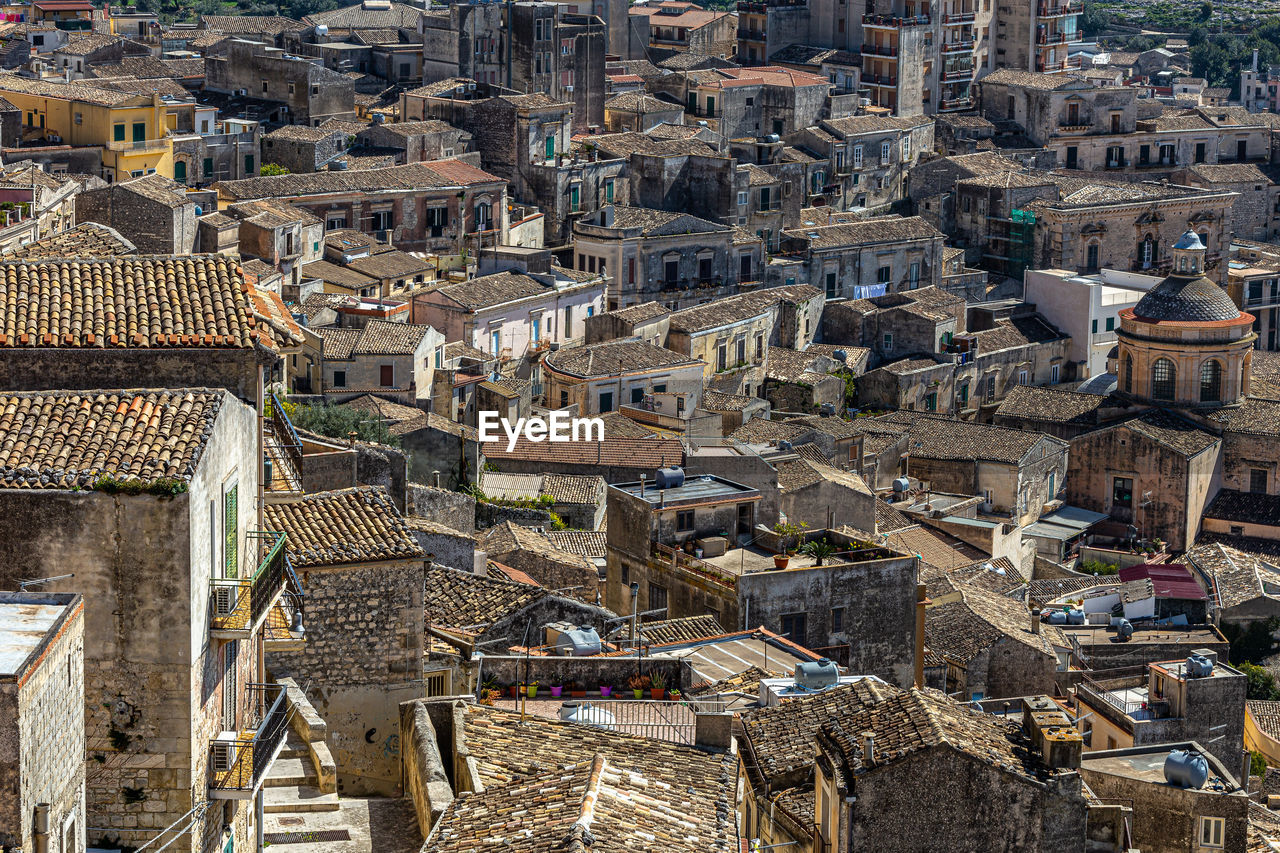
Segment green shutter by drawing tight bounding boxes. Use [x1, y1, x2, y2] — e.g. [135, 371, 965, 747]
[113, 123, 125, 141]
[203, 157, 213, 177]
[224, 484, 238, 578]
[132, 122, 145, 142]
[174, 160, 186, 183]
[545, 135, 555, 159]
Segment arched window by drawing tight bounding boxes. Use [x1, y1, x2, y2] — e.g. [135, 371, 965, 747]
[1139, 235, 1155, 270]
[1123, 353, 1133, 393]
[1200, 359, 1222, 402]
[1086, 242, 1099, 272]
[1151, 357, 1176, 401]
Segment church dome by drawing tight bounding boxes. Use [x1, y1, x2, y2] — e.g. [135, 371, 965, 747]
[1131, 274, 1242, 323]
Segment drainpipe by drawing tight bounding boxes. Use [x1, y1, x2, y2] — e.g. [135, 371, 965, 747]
[34, 803, 50, 853]
[914, 583, 927, 689]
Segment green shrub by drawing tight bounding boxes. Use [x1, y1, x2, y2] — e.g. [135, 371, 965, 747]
[1080, 560, 1119, 576]
[290, 402, 400, 447]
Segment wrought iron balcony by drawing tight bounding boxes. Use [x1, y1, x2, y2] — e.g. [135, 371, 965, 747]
[208, 683, 290, 799]
[264, 393, 302, 494]
[210, 531, 292, 639]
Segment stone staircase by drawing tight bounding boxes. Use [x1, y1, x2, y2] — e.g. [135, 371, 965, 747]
[263, 678, 340, 814]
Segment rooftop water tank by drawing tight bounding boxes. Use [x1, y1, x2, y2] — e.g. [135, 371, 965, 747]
[655, 466, 684, 489]
[777, 440, 793, 452]
[315, 23, 328, 35]
[819, 402, 836, 417]
[1186, 654, 1214, 678]
[1115, 618, 1134, 641]
[1164, 750, 1209, 789]
[832, 349, 847, 361]
[1044, 610, 1069, 625]
[794, 658, 839, 690]
[559, 702, 616, 730]
[891, 476, 910, 494]
[554, 626, 601, 657]
[1066, 608, 1086, 626]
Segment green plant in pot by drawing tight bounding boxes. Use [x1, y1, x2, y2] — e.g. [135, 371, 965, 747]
[627, 672, 648, 699]
[648, 670, 667, 700]
[799, 538, 838, 566]
[525, 680, 539, 699]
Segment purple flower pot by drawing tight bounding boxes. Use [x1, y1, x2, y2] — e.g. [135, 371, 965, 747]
[599, 685, 613, 697]
[550, 686, 563, 698]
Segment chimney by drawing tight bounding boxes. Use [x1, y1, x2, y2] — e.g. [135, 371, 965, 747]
[1254, 48, 1261, 73]
[913, 584, 927, 689]
[1031, 609, 1041, 635]
[639, 473, 645, 498]
[861, 732, 875, 766]
[431, 470, 441, 488]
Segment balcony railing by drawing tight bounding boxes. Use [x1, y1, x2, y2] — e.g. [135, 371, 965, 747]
[737, 27, 765, 40]
[943, 11, 976, 23]
[861, 43, 899, 57]
[265, 393, 302, 493]
[862, 13, 930, 26]
[1037, 0, 1081, 15]
[209, 683, 290, 798]
[1037, 31, 1067, 44]
[210, 531, 291, 638]
[942, 68, 972, 81]
[105, 137, 170, 153]
[938, 97, 974, 111]
[653, 541, 738, 590]
[942, 39, 974, 52]
[865, 74, 899, 86]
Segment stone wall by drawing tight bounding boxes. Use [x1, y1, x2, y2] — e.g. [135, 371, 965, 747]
[268, 559, 426, 795]
[76, 185, 194, 254]
[399, 700, 454, 838]
[407, 484, 476, 533]
[0, 596, 85, 853]
[0, 348, 260, 404]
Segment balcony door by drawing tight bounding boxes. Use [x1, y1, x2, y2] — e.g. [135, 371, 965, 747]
[222, 638, 239, 731]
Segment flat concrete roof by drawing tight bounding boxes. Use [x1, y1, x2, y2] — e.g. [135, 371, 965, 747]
[1081, 745, 1240, 792]
[613, 473, 759, 507]
[1060, 624, 1225, 646]
[0, 594, 76, 678]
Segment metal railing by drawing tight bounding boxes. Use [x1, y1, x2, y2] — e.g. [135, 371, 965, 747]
[862, 13, 930, 25]
[653, 542, 738, 590]
[209, 683, 289, 795]
[558, 696, 729, 744]
[861, 43, 899, 57]
[944, 11, 976, 22]
[1077, 676, 1146, 717]
[210, 531, 290, 635]
[266, 393, 303, 491]
[942, 39, 974, 52]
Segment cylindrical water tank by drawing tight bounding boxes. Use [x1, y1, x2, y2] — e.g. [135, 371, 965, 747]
[1066, 608, 1085, 625]
[1115, 618, 1134, 641]
[794, 658, 839, 690]
[892, 477, 910, 494]
[1186, 655, 1214, 678]
[1164, 750, 1209, 789]
[655, 466, 684, 489]
[1045, 610, 1069, 625]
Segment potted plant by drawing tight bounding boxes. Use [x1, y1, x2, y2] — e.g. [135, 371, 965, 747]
[479, 687, 500, 706]
[568, 680, 587, 699]
[525, 680, 539, 699]
[669, 687, 682, 701]
[508, 683, 521, 698]
[774, 553, 790, 569]
[599, 683, 613, 698]
[649, 670, 667, 700]
[550, 683, 564, 699]
[627, 673, 649, 699]
[773, 520, 809, 556]
[800, 538, 838, 567]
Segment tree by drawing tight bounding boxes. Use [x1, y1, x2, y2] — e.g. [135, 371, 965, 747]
[1125, 35, 1157, 52]
[1191, 40, 1235, 87]
[1080, 0, 1112, 38]
[260, 163, 290, 176]
[289, 402, 401, 447]
[1238, 661, 1280, 701]
[1189, 25, 1208, 47]
[1199, 0, 1213, 21]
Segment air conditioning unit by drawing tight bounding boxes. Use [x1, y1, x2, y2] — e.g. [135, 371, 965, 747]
[236, 88, 248, 96]
[213, 585, 237, 617]
[211, 732, 239, 772]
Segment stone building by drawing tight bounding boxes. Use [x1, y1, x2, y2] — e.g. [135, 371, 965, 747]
[1074, 652, 1246, 770]
[215, 160, 509, 254]
[354, 119, 472, 165]
[480, 521, 600, 601]
[1182, 162, 1280, 244]
[543, 338, 706, 415]
[265, 486, 426, 797]
[204, 39, 356, 126]
[260, 124, 350, 173]
[314, 320, 443, 406]
[778, 215, 946, 299]
[0, 592, 85, 853]
[573, 205, 764, 310]
[790, 114, 934, 211]
[0, 255, 290, 404]
[628, 1, 738, 57]
[0, 389, 290, 853]
[602, 91, 685, 132]
[815, 691, 1089, 853]
[926, 586, 1070, 700]
[224, 199, 325, 296]
[75, 173, 196, 254]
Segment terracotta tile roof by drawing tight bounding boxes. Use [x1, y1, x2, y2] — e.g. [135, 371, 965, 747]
[339, 394, 425, 425]
[1251, 700, 1280, 742]
[971, 314, 1064, 352]
[249, 287, 305, 350]
[354, 319, 435, 355]
[264, 486, 423, 568]
[875, 500, 913, 533]
[215, 160, 503, 201]
[1205, 489, 1280, 528]
[730, 418, 811, 445]
[424, 564, 545, 632]
[787, 215, 942, 248]
[740, 679, 901, 784]
[820, 688, 1053, 781]
[701, 389, 755, 412]
[544, 530, 607, 558]
[541, 473, 606, 504]
[604, 91, 679, 112]
[481, 521, 596, 573]
[436, 270, 549, 311]
[994, 385, 1113, 425]
[304, 2, 423, 29]
[979, 68, 1087, 91]
[775, 458, 870, 496]
[598, 410, 658, 439]
[877, 412, 1058, 465]
[317, 327, 362, 360]
[0, 389, 222, 490]
[637, 614, 726, 645]
[545, 339, 700, 378]
[4, 222, 136, 259]
[199, 13, 305, 33]
[610, 301, 671, 324]
[885, 525, 986, 571]
[687, 664, 774, 698]
[925, 586, 1067, 667]
[1026, 576, 1118, 609]
[1185, 541, 1277, 610]
[1205, 397, 1280, 437]
[445, 705, 737, 852]
[820, 113, 933, 135]
[1121, 409, 1219, 456]
[483, 435, 683, 469]
[668, 285, 822, 334]
[0, 255, 262, 349]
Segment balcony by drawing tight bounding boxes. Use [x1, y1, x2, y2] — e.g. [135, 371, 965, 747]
[941, 67, 972, 81]
[1037, 31, 1067, 44]
[105, 137, 170, 153]
[943, 11, 975, 23]
[208, 683, 290, 799]
[862, 13, 931, 27]
[864, 74, 899, 87]
[210, 531, 293, 640]
[938, 97, 974, 111]
[861, 43, 899, 57]
[737, 27, 766, 40]
[1037, 0, 1081, 15]
[942, 39, 974, 53]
